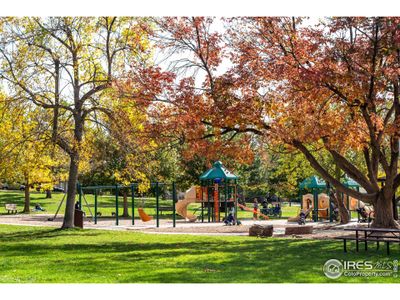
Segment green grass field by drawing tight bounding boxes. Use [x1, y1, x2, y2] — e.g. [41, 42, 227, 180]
[0, 224, 398, 283]
[0, 190, 66, 214]
[0, 190, 299, 220]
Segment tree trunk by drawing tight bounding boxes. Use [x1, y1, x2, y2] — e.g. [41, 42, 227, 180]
[393, 195, 398, 221]
[23, 180, 30, 213]
[62, 153, 79, 229]
[372, 190, 400, 228]
[122, 189, 129, 218]
[46, 189, 52, 199]
[330, 191, 350, 224]
[337, 193, 350, 224]
[333, 163, 349, 224]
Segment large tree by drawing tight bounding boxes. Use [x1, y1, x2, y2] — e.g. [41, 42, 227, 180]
[228, 17, 400, 228]
[0, 96, 67, 212]
[0, 17, 151, 228]
[138, 17, 399, 228]
[80, 101, 159, 217]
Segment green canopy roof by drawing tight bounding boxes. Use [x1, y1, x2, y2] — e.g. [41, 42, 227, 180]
[199, 161, 238, 181]
[299, 176, 327, 189]
[299, 175, 360, 189]
[342, 176, 360, 187]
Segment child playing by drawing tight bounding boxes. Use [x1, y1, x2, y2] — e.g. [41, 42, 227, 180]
[224, 206, 236, 225]
[34, 203, 45, 212]
[253, 198, 259, 220]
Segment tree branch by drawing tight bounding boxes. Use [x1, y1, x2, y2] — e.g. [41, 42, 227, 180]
[327, 148, 375, 193]
[293, 140, 377, 203]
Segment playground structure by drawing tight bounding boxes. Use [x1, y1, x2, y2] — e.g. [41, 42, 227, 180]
[199, 161, 239, 222]
[301, 193, 329, 219]
[174, 161, 241, 223]
[289, 175, 368, 223]
[48, 161, 240, 227]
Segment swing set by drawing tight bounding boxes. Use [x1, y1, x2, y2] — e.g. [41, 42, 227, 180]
[48, 162, 239, 226]
[47, 191, 94, 221]
[68, 182, 178, 227]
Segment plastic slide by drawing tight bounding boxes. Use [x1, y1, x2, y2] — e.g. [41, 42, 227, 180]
[287, 208, 312, 222]
[238, 203, 269, 220]
[176, 198, 197, 222]
[138, 207, 153, 222]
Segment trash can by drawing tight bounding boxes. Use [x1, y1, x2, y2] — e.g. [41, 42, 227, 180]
[74, 209, 84, 228]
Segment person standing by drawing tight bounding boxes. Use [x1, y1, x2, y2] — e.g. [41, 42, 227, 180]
[253, 198, 259, 220]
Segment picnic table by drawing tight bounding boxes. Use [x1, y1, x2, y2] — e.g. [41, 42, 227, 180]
[336, 227, 400, 255]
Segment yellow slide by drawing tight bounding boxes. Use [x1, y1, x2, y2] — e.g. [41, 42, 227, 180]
[176, 198, 197, 222]
[138, 207, 153, 222]
[175, 186, 198, 222]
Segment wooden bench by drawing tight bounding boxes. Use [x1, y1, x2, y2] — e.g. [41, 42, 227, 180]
[5, 203, 17, 214]
[249, 224, 273, 237]
[285, 225, 313, 235]
[336, 227, 400, 255]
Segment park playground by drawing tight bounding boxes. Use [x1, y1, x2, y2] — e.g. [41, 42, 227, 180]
[0, 162, 399, 283]
[1, 162, 398, 248]
[0, 162, 376, 234]
[0, 15, 400, 286]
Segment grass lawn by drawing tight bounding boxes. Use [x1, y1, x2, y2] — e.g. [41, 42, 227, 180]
[0, 190, 177, 218]
[0, 190, 299, 220]
[0, 190, 66, 215]
[0, 224, 399, 283]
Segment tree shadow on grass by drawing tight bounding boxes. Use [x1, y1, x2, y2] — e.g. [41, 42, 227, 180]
[0, 226, 398, 283]
[0, 237, 320, 281]
[0, 228, 101, 243]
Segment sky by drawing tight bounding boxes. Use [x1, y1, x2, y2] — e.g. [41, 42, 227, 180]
[1, 0, 399, 17]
